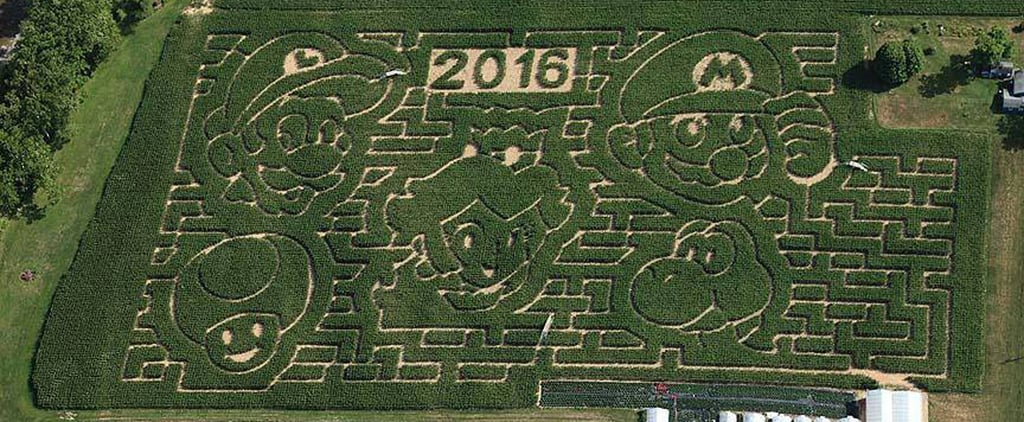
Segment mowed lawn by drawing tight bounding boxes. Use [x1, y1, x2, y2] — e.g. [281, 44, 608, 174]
[869, 16, 1024, 130]
[864, 15, 1024, 422]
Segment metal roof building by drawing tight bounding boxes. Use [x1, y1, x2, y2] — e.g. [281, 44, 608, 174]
[719, 411, 739, 422]
[743, 412, 767, 422]
[645, 407, 669, 422]
[864, 389, 925, 422]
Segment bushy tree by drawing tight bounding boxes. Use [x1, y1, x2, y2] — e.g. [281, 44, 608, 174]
[970, 26, 1014, 68]
[903, 39, 925, 77]
[873, 39, 925, 86]
[112, 0, 156, 28]
[1, 0, 119, 147]
[0, 129, 57, 219]
[0, 0, 122, 220]
[875, 42, 907, 85]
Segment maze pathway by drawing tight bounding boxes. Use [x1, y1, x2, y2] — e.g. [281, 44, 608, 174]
[35, 4, 989, 409]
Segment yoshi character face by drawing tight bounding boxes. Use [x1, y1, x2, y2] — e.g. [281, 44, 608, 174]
[203, 313, 280, 372]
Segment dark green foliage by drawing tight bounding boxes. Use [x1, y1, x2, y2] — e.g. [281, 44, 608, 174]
[970, 26, 1014, 68]
[112, 0, 157, 28]
[0, 129, 57, 218]
[903, 39, 924, 76]
[0, 0, 122, 219]
[873, 39, 923, 86]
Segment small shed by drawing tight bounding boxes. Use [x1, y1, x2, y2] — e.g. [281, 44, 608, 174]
[719, 411, 739, 422]
[983, 61, 1015, 79]
[645, 407, 670, 422]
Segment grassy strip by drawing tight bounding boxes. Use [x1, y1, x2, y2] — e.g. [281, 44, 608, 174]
[0, 1, 187, 420]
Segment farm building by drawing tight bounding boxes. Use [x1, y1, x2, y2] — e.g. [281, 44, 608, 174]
[644, 407, 669, 422]
[861, 389, 926, 422]
[743, 412, 768, 422]
[982, 60, 1015, 78]
[1001, 70, 1024, 112]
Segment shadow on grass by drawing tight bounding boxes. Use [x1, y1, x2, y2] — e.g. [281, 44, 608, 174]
[918, 55, 972, 98]
[842, 60, 889, 93]
[0, 0, 27, 39]
[998, 114, 1024, 150]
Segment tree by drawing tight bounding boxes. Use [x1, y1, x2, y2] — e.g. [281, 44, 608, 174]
[0, 129, 57, 219]
[875, 42, 907, 85]
[0, 0, 119, 147]
[970, 26, 1014, 68]
[112, 0, 156, 29]
[874, 40, 924, 86]
[903, 39, 925, 77]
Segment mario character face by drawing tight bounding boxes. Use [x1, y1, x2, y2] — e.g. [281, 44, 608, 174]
[615, 31, 836, 204]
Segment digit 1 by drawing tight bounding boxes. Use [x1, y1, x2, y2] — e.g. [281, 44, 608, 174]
[515, 50, 535, 88]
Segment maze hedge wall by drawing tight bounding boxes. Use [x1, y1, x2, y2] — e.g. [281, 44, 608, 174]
[34, 0, 991, 409]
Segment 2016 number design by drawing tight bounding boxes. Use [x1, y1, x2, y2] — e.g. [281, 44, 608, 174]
[429, 48, 574, 92]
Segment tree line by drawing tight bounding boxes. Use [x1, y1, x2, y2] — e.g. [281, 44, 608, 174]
[0, 0, 158, 220]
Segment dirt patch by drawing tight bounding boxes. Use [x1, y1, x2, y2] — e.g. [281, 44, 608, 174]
[183, 0, 214, 16]
[283, 48, 324, 75]
[875, 92, 950, 128]
[503, 146, 522, 166]
[692, 52, 753, 92]
[846, 369, 915, 390]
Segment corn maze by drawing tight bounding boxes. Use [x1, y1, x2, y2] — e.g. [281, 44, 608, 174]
[34, 2, 990, 409]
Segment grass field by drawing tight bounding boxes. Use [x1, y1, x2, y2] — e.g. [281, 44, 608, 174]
[869, 16, 1024, 130]
[6, 1, 1024, 420]
[926, 147, 1024, 422]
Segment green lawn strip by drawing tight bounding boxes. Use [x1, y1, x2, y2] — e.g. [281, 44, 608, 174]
[69, 408, 635, 422]
[982, 147, 1024, 421]
[0, 1, 187, 420]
